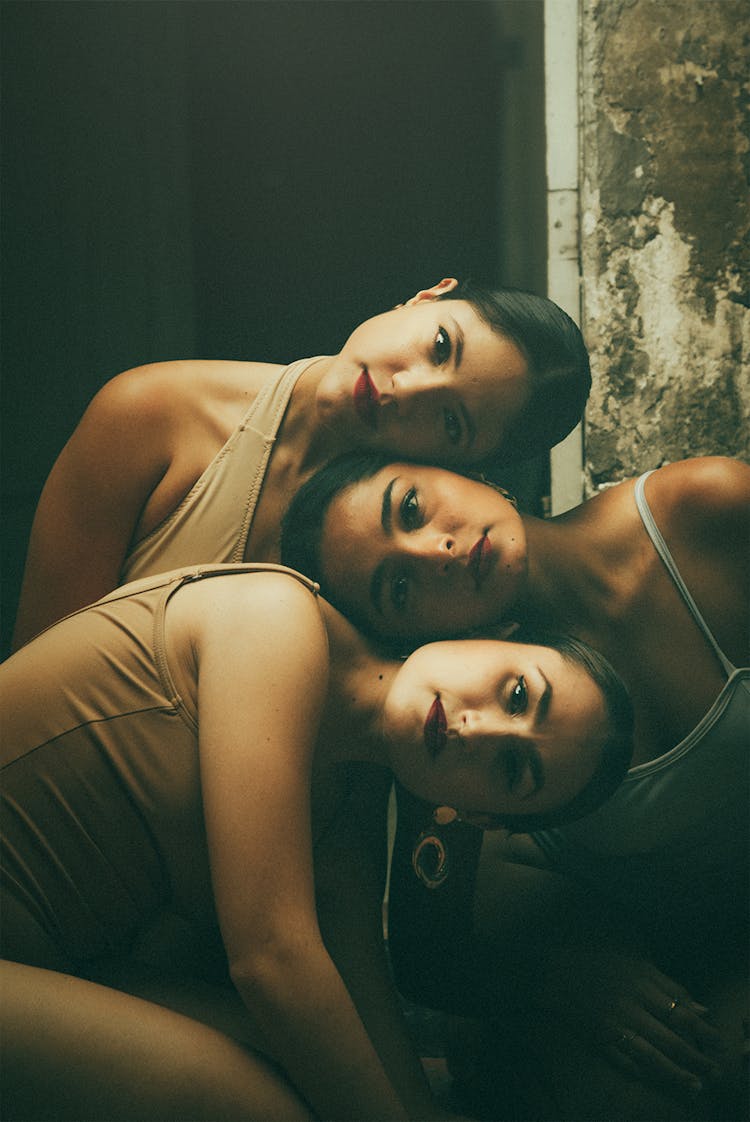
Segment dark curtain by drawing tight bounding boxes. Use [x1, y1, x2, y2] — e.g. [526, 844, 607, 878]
[1, 0, 545, 655]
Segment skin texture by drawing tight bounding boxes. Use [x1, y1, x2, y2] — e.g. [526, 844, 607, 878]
[313, 295, 529, 466]
[11, 278, 535, 650]
[1, 567, 614, 1121]
[319, 462, 527, 640]
[316, 457, 748, 760]
[382, 639, 606, 816]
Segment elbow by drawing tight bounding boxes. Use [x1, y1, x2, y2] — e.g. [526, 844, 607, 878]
[227, 932, 316, 1005]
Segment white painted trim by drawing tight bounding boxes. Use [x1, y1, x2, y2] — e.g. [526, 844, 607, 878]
[545, 0, 584, 513]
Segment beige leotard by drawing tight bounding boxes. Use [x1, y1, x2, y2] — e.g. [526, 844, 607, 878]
[121, 357, 321, 582]
[0, 563, 319, 969]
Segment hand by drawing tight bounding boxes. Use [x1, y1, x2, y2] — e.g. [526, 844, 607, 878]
[534, 946, 724, 1097]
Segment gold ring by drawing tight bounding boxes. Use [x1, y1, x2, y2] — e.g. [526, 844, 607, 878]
[668, 999, 678, 1014]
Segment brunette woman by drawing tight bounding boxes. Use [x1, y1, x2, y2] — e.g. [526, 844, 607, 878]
[281, 452, 749, 1120]
[1, 561, 631, 1121]
[12, 278, 589, 650]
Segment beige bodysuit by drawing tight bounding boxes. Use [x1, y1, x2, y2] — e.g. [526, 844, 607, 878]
[0, 563, 320, 969]
[121, 357, 320, 582]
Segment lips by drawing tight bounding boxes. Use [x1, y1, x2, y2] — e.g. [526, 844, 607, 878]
[353, 366, 379, 429]
[468, 532, 492, 589]
[424, 695, 448, 758]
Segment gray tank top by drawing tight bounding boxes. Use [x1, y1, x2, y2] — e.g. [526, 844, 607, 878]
[531, 471, 749, 914]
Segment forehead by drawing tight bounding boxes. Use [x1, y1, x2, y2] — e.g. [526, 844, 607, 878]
[324, 463, 474, 540]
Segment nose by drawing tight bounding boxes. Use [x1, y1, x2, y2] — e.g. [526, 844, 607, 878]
[400, 529, 456, 574]
[381, 366, 443, 409]
[458, 710, 527, 753]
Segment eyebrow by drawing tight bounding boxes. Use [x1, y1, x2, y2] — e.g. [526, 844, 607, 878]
[460, 401, 477, 451]
[450, 319, 476, 451]
[526, 669, 552, 793]
[535, 670, 552, 730]
[527, 745, 544, 795]
[371, 477, 398, 616]
[380, 476, 397, 536]
[453, 320, 465, 369]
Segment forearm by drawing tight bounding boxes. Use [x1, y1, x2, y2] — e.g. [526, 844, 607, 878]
[320, 890, 441, 1119]
[316, 769, 450, 1117]
[312, 769, 448, 1119]
[233, 945, 411, 1121]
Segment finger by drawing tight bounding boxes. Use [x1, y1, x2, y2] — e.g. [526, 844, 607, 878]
[661, 997, 723, 1048]
[645, 993, 724, 1059]
[639, 1010, 722, 1079]
[651, 974, 710, 1018]
[639, 978, 720, 1045]
[623, 1028, 706, 1095]
[602, 1043, 640, 1080]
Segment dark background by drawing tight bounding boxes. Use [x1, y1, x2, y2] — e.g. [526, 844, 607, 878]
[1, 0, 546, 655]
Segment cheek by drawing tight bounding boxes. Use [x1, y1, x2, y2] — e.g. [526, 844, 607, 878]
[559, 735, 601, 797]
[319, 537, 344, 591]
[320, 508, 366, 586]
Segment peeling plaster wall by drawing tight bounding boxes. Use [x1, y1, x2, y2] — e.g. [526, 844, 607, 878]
[579, 0, 749, 489]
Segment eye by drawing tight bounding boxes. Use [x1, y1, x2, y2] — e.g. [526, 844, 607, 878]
[443, 408, 461, 445]
[390, 574, 410, 613]
[509, 676, 527, 715]
[399, 487, 423, 531]
[434, 326, 452, 365]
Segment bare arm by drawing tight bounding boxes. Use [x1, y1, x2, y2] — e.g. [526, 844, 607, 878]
[314, 767, 453, 1120]
[12, 365, 176, 648]
[648, 456, 750, 663]
[195, 575, 422, 1121]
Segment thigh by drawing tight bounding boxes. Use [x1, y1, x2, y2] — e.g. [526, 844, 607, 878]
[0, 960, 313, 1122]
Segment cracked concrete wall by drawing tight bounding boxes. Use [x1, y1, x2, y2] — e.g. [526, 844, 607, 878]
[579, 0, 749, 490]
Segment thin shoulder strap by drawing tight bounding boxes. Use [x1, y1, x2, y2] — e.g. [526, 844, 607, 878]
[634, 471, 734, 675]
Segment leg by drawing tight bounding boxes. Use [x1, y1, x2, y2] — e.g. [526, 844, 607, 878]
[1, 960, 313, 1122]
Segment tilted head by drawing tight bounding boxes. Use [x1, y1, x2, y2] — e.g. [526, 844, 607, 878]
[282, 451, 525, 644]
[380, 629, 633, 831]
[314, 277, 590, 468]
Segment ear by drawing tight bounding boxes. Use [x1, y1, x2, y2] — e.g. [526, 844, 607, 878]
[404, 277, 458, 307]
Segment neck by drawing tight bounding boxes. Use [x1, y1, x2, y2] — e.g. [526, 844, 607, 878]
[515, 514, 569, 626]
[317, 600, 399, 767]
[284, 356, 357, 472]
[518, 508, 609, 636]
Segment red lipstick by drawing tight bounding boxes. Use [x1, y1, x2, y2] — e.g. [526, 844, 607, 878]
[468, 532, 492, 589]
[424, 695, 448, 758]
[353, 366, 379, 429]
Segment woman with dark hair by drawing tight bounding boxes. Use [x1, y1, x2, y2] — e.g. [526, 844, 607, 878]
[0, 562, 630, 1121]
[12, 278, 590, 650]
[281, 452, 749, 1119]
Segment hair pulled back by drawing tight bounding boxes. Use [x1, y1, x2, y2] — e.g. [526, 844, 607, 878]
[438, 280, 591, 466]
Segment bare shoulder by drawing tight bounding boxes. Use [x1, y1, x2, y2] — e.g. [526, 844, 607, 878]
[184, 569, 328, 669]
[86, 359, 282, 428]
[646, 457, 750, 531]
